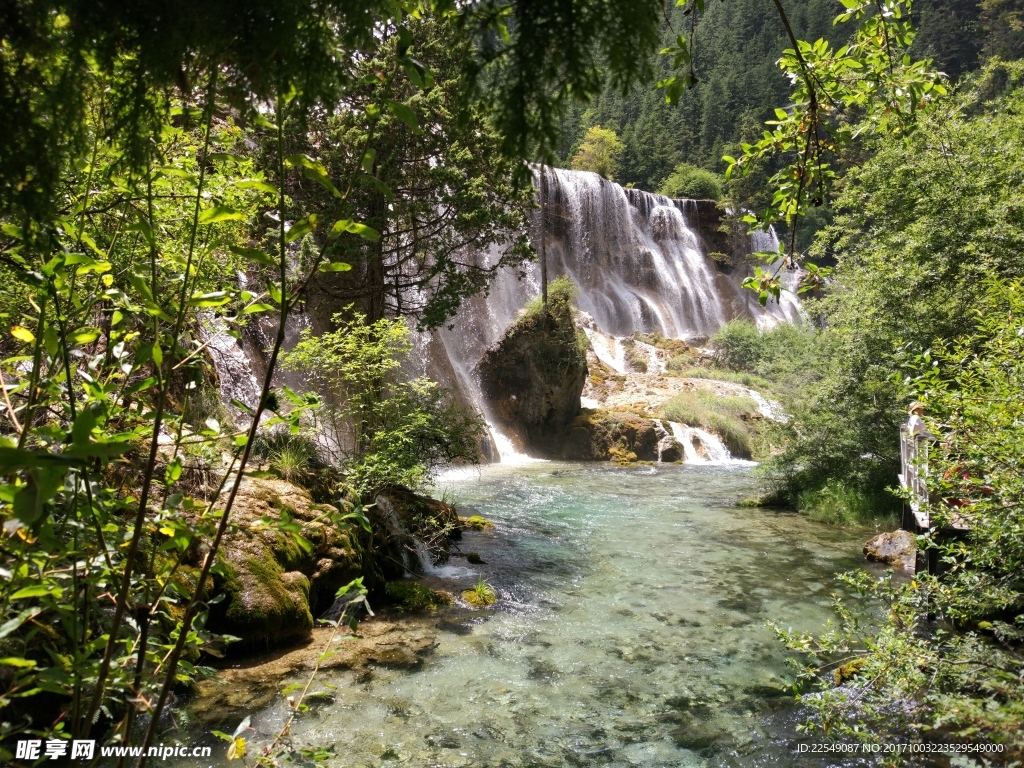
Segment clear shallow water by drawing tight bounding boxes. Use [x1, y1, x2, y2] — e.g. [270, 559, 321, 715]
[204, 463, 883, 767]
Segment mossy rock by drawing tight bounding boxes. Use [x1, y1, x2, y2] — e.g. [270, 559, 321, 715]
[462, 583, 498, 609]
[385, 581, 452, 612]
[207, 477, 366, 652]
[558, 409, 660, 461]
[466, 552, 485, 565]
[609, 447, 639, 466]
[460, 515, 494, 531]
[833, 657, 867, 685]
[373, 486, 462, 579]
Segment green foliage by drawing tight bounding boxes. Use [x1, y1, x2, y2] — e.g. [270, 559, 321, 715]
[710, 319, 763, 371]
[778, 282, 1024, 756]
[282, 311, 484, 495]
[300, 17, 535, 330]
[0, 69, 352, 757]
[384, 581, 451, 612]
[657, 163, 723, 200]
[797, 480, 895, 526]
[462, 579, 497, 608]
[522, 275, 579, 318]
[765, 66, 1024, 515]
[252, 432, 321, 484]
[710, 318, 818, 391]
[660, 390, 759, 459]
[570, 126, 626, 180]
[664, 363, 773, 391]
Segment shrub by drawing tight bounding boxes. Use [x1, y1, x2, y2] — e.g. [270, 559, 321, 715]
[283, 310, 484, 495]
[796, 480, 895, 526]
[658, 162, 724, 200]
[710, 319, 763, 371]
[522, 275, 578, 318]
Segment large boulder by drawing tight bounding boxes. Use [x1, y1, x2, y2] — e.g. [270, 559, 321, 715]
[475, 291, 588, 455]
[864, 529, 916, 570]
[207, 478, 366, 650]
[558, 409, 661, 461]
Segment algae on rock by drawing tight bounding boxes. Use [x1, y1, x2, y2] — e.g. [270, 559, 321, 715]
[207, 477, 366, 650]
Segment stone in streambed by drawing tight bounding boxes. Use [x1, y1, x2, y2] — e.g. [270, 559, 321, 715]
[863, 529, 916, 570]
[474, 285, 588, 455]
[460, 515, 494, 531]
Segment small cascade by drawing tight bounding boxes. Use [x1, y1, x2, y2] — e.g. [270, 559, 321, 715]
[667, 421, 750, 465]
[199, 315, 262, 416]
[485, 422, 548, 465]
[413, 539, 477, 580]
[581, 323, 626, 373]
[652, 419, 678, 463]
[746, 388, 788, 423]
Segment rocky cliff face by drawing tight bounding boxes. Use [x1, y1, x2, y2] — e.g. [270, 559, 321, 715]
[474, 290, 588, 455]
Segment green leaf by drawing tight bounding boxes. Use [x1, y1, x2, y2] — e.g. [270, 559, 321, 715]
[165, 459, 183, 485]
[386, 100, 418, 130]
[189, 291, 232, 308]
[0, 657, 36, 668]
[361, 149, 376, 174]
[199, 206, 245, 225]
[0, 608, 42, 640]
[234, 179, 279, 195]
[318, 261, 353, 273]
[231, 398, 255, 415]
[0, 448, 83, 471]
[10, 585, 56, 600]
[228, 246, 277, 266]
[327, 219, 380, 243]
[358, 172, 394, 202]
[267, 282, 283, 305]
[285, 215, 318, 243]
[239, 303, 275, 316]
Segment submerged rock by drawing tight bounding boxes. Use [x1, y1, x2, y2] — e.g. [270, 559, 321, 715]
[474, 289, 588, 455]
[191, 618, 439, 722]
[864, 530, 916, 570]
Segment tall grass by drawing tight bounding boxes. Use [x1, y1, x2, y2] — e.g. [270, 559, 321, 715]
[660, 390, 759, 458]
[664, 362, 776, 392]
[796, 481, 898, 526]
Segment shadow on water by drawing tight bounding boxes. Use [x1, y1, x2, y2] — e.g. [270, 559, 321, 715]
[188, 462, 928, 767]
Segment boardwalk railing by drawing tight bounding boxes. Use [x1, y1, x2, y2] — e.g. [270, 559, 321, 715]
[899, 424, 930, 531]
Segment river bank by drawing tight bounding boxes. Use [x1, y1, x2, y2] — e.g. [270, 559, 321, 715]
[180, 461, 891, 767]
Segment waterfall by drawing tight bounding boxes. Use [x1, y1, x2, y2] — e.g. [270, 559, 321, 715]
[205, 166, 799, 464]
[422, 167, 800, 461]
[667, 421, 756, 466]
